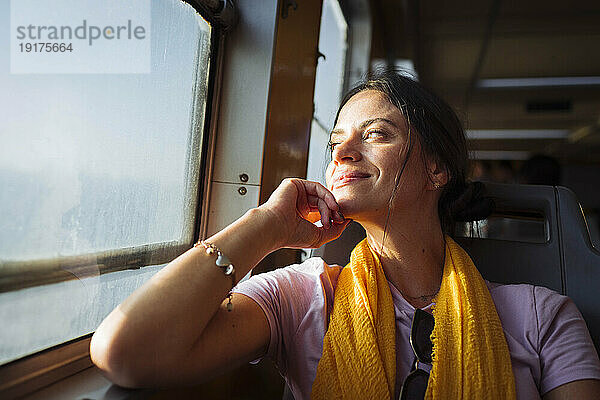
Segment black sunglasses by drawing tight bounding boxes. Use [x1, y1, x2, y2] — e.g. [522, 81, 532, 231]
[399, 308, 435, 400]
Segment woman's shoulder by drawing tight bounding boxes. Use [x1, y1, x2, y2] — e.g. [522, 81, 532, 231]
[234, 257, 343, 311]
[485, 281, 571, 333]
[488, 281, 600, 394]
[488, 281, 599, 390]
[486, 280, 596, 356]
[486, 280, 559, 300]
[486, 280, 570, 318]
[241, 257, 343, 287]
[484, 281, 582, 359]
[287, 256, 345, 277]
[289, 257, 345, 291]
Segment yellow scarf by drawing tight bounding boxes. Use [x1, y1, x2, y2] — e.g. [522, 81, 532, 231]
[311, 236, 516, 399]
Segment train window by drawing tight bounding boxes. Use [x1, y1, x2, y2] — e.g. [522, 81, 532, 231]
[456, 212, 548, 244]
[306, 0, 348, 184]
[313, 0, 348, 130]
[0, 0, 211, 364]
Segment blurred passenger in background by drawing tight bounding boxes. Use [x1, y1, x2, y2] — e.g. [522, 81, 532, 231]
[470, 160, 491, 182]
[491, 160, 516, 183]
[470, 159, 516, 184]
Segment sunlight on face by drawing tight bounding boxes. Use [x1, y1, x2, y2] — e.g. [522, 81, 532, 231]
[325, 90, 429, 221]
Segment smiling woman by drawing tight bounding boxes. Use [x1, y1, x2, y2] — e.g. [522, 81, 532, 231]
[90, 69, 600, 400]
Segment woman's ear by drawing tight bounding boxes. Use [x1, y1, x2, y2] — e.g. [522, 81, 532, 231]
[427, 158, 449, 190]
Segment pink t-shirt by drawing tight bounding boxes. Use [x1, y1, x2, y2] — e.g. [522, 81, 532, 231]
[233, 257, 600, 400]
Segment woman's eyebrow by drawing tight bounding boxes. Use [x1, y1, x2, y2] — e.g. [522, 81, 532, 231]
[330, 117, 399, 139]
[358, 117, 398, 131]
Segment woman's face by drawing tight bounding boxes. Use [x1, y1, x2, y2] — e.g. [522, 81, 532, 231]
[325, 90, 433, 221]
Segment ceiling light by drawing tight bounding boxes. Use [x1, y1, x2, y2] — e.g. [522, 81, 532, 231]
[469, 151, 531, 160]
[477, 76, 600, 88]
[466, 130, 569, 139]
[370, 58, 418, 80]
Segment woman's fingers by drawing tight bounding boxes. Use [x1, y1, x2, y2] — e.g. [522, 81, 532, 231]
[317, 197, 331, 228]
[307, 195, 344, 227]
[302, 180, 339, 212]
[294, 179, 344, 225]
[266, 178, 347, 249]
[292, 179, 310, 216]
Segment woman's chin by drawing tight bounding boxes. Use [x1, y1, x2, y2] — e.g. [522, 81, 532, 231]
[333, 191, 384, 222]
[335, 196, 365, 219]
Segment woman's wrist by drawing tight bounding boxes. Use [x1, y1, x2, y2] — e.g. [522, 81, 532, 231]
[249, 206, 288, 251]
[204, 207, 284, 275]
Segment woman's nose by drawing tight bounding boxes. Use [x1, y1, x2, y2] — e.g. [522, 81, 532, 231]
[332, 139, 362, 165]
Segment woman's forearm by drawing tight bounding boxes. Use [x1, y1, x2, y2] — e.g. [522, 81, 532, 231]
[90, 207, 280, 384]
[91, 178, 345, 386]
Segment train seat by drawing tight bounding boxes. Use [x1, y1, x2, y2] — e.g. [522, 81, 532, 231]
[311, 182, 600, 351]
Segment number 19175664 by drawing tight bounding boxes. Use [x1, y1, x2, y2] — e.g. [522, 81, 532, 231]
[19, 42, 73, 52]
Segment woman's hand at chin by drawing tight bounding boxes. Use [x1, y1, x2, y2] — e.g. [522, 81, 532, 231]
[258, 178, 351, 249]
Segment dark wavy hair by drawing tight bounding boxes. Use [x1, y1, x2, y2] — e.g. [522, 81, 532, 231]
[333, 68, 493, 233]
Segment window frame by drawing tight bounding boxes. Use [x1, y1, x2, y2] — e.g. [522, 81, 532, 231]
[0, 1, 233, 396]
[0, 335, 94, 399]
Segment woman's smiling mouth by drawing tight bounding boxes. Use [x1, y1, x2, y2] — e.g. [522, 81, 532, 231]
[332, 171, 372, 189]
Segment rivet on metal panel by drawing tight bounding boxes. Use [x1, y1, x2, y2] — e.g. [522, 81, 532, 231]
[238, 187, 247, 196]
[239, 173, 249, 182]
[281, 0, 298, 19]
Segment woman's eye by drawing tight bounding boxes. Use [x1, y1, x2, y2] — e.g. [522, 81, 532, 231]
[364, 129, 387, 140]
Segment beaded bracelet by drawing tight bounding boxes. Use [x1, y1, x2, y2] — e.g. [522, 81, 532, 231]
[194, 240, 236, 311]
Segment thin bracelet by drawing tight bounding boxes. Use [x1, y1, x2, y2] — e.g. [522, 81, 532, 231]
[194, 240, 236, 312]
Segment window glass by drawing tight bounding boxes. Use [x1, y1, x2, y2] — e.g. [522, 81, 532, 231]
[0, 0, 211, 364]
[312, 0, 348, 130]
[0, 0, 210, 262]
[583, 211, 600, 250]
[306, 0, 347, 185]
[455, 213, 549, 244]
